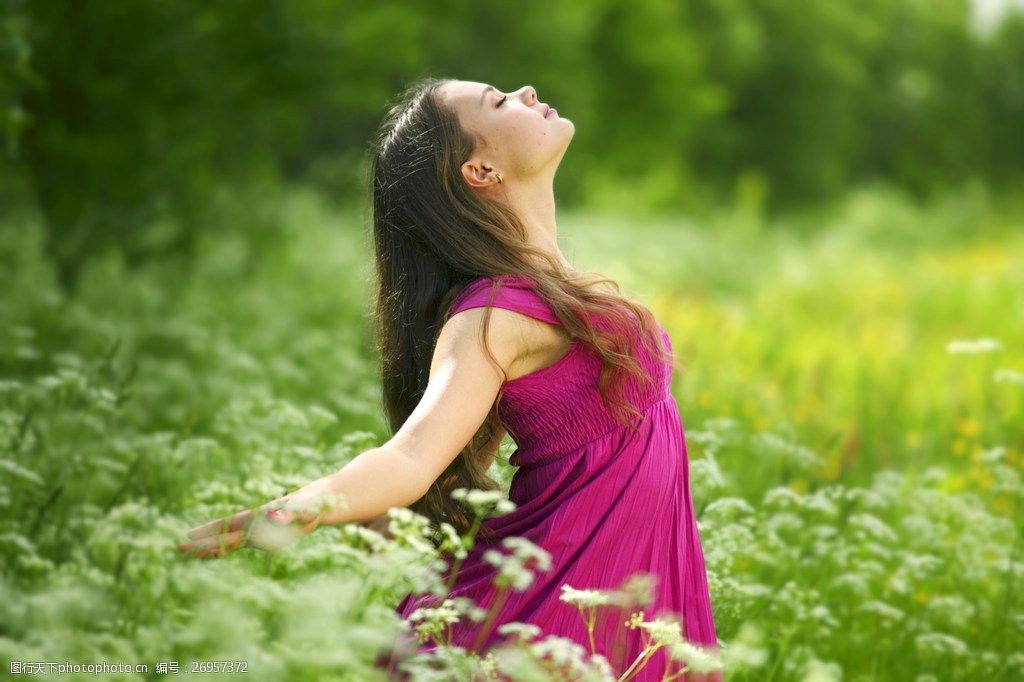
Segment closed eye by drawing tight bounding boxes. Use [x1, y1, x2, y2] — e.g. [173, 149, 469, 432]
[497, 94, 508, 108]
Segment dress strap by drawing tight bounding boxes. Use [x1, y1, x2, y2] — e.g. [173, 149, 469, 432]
[448, 274, 560, 326]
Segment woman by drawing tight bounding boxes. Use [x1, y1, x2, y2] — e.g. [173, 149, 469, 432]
[179, 77, 722, 681]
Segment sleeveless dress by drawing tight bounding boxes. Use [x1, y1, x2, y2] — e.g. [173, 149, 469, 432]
[385, 274, 721, 681]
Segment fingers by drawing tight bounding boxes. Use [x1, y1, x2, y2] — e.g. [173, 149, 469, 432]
[178, 502, 307, 558]
[185, 508, 256, 540]
[178, 529, 248, 559]
[244, 513, 307, 552]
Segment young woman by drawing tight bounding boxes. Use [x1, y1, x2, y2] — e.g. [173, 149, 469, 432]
[179, 78, 722, 681]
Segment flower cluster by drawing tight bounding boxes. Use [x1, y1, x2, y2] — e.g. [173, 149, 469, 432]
[559, 584, 628, 608]
[946, 337, 1002, 354]
[497, 621, 542, 642]
[433, 521, 468, 559]
[483, 536, 552, 590]
[451, 488, 517, 519]
[407, 598, 461, 644]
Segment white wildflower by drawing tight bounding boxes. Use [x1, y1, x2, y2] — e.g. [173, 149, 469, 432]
[528, 635, 589, 671]
[450, 596, 488, 623]
[502, 536, 552, 572]
[979, 445, 1007, 463]
[619, 572, 657, 606]
[559, 584, 626, 608]
[583, 653, 615, 681]
[451, 488, 517, 518]
[387, 506, 435, 553]
[478, 651, 498, 678]
[641, 617, 684, 646]
[946, 338, 1002, 354]
[915, 631, 969, 658]
[763, 486, 803, 510]
[704, 496, 756, 521]
[849, 513, 898, 544]
[407, 598, 462, 644]
[833, 573, 871, 598]
[408, 599, 460, 625]
[497, 622, 542, 642]
[719, 622, 769, 670]
[666, 640, 724, 674]
[307, 405, 338, 423]
[434, 522, 468, 559]
[926, 595, 976, 623]
[339, 524, 389, 552]
[484, 538, 550, 591]
[802, 658, 842, 682]
[994, 368, 1024, 385]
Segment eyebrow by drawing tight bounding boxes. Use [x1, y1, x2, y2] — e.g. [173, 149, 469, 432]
[479, 85, 496, 107]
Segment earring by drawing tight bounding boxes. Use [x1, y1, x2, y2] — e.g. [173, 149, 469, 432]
[496, 173, 503, 184]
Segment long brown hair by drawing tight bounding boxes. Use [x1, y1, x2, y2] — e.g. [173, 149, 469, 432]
[366, 76, 678, 539]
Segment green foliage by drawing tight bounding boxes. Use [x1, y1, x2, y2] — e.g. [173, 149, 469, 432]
[1, 0, 1023, 285]
[0, 187, 1022, 679]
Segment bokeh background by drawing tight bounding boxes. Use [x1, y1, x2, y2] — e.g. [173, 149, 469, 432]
[1, 1, 1022, 680]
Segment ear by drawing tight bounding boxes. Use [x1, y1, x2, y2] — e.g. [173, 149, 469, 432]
[461, 158, 498, 189]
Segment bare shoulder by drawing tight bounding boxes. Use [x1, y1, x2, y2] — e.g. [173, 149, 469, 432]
[439, 304, 571, 384]
[435, 306, 536, 383]
[384, 307, 528, 482]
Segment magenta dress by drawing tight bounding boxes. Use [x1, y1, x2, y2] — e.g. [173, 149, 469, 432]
[387, 274, 721, 681]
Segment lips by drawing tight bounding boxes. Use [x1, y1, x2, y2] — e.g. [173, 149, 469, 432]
[545, 105, 557, 118]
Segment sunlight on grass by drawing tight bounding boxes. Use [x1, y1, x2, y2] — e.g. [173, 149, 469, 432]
[0, 186, 1021, 680]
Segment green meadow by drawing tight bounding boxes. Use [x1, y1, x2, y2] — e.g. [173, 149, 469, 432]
[1, 184, 1020, 680]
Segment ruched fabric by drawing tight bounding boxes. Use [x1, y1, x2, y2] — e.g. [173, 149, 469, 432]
[386, 274, 722, 681]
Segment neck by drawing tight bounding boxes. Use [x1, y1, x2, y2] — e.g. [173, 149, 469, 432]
[500, 174, 573, 271]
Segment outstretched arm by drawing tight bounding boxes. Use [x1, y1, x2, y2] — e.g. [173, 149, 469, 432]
[359, 422, 506, 537]
[178, 305, 526, 558]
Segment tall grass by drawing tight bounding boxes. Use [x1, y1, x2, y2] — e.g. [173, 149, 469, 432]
[0, 184, 1020, 680]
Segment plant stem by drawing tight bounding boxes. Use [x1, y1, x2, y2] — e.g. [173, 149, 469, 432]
[587, 607, 597, 654]
[446, 516, 483, 592]
[618, 631, 660, 682]
[662, 664, 690, 681]
[618, 646, 658, 682]
[765, 628, 794, 682]
[472, 585, 511, 652]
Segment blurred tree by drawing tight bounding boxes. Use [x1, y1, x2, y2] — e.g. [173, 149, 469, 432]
[16, 0, 304, 288]
[980, 11, 1024, 189]
[860, 0, 989, 196]
[1, 0, 1021, 287]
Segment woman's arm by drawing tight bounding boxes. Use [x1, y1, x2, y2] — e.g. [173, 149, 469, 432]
[282, 309, 522, 526]
[357, 423, 505, 539]
[360, 511, 394, 537]
[179, 305, 528, 557]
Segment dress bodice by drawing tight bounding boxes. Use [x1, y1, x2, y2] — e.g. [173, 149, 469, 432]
[447, 274, 674, 465]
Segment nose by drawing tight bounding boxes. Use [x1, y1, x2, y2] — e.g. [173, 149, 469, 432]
[518, 85, 537, 105]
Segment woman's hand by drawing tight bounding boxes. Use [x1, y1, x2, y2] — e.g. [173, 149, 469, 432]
[178, 497, 324, 559]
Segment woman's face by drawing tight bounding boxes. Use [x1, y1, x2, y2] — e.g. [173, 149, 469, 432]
[438, 80, 574, 186]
